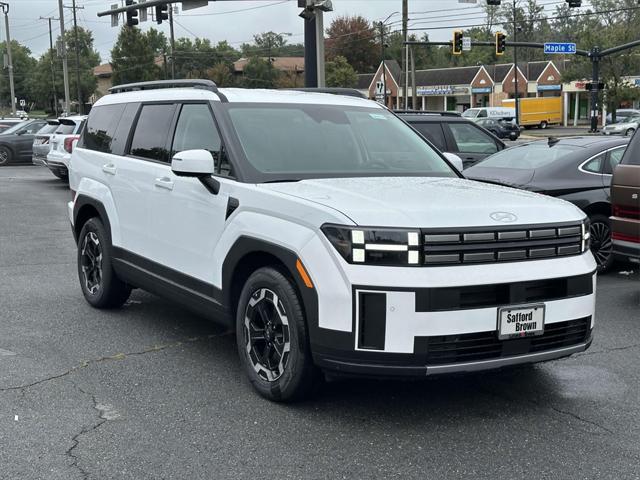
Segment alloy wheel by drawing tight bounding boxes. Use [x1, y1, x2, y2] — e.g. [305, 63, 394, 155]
[0, 149, 8, 166]
[80, 231, 103, 294]
[244, 288, 291, 382]
[590, 221, 612, 269]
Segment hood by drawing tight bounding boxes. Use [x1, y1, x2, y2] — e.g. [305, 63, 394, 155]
[464, 166, 536, 188]
[261, 177, 584, 228]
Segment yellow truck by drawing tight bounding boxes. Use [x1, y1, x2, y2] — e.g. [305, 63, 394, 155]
[502, 97, 562, 129]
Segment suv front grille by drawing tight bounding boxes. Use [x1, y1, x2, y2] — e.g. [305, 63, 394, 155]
[423, 317, 591, 365]
[422, 223, 582, 265]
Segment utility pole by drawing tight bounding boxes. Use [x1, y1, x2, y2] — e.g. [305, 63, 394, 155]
[589, 47, 600, 133]
[379, 22, 387, 108]
[168, 5, 176, 79]
[58, 0, 71, 114]
[314, 8, 325, 87]
[402, 0, 408, 109]
[512, 0, 520, 126]
[411, 45, 417, 109]
[70, 0, 84, 114]
[0, 3, 16, 115]
[39, 16, 59, 117]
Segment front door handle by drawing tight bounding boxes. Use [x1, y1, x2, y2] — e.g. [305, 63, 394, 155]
[154, 177, 174, 191]
[102, 163, 117, 175]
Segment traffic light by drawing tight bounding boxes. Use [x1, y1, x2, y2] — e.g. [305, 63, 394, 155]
[495, 31, 506, 56]
[125, 0, 139, 27]
[155, 3, 169, 24]
[453, 31, 463, 55]
[566, 0, 581, 7]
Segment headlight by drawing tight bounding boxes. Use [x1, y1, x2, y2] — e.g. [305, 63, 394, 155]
[581, 218, 591, 253]
[321, 224, 421, 266]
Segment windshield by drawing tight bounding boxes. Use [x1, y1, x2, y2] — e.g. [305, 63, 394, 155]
[462, 109, 479, 119]
[1, 120, 30, 135]
[476, 142, 581, 169]
[225, 104, 456, 180]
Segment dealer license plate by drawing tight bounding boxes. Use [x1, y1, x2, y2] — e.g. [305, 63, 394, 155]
[498, 304, 545, 340]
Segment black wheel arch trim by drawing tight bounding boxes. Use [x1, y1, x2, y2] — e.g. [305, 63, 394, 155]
[73, 195, 112, 244]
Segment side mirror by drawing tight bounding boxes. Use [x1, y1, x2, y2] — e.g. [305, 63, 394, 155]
[443, 152, 464, 172]
[171, 149, 215, 177]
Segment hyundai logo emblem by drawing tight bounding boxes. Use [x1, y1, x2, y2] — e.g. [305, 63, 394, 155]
[490, 211, 518, 223]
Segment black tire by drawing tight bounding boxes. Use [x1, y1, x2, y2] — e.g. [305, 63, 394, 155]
[77, 217, 131, 308]
[625, 128, 635, 137]
[588, 214, 614, 273]
[51, 169, 68, 180]
[236, 267, 320, 402]
[539, 121, 548, 129]
[0, 145, 13, 166]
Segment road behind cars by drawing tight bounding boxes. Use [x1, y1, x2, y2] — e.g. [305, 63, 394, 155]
[1, 166, 639, 479]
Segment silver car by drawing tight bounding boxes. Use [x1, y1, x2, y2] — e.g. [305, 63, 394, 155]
[32, 120, 60, 168]
[602, 115, 640, 137]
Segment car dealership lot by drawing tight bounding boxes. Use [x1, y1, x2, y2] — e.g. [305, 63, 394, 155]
[1, 166, 639, 479]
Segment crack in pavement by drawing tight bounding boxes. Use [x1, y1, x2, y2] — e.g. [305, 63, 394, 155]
[480, 386, 615, 436]
[0, 331, 232, 394]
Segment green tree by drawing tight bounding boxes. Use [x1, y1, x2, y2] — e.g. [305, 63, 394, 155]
[207, 62, 233, 87]
[325, 15, 378, 73]
[111, 26, 158, 85]
[0, 41, 37, 110]
[325, 56, 357, 88]
[240, 57, 279, 88]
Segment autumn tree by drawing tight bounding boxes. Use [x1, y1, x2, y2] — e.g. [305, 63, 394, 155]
[326, 15, 378, 73]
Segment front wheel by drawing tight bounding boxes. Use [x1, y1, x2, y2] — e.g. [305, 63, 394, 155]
[236, 267, 320, 402]
[77, 217, 131, 308]
[0, 145, 13, 166]
[589, 214, 614, 272]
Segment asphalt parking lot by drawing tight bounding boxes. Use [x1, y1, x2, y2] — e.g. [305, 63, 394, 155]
[1, 165, 639, 480]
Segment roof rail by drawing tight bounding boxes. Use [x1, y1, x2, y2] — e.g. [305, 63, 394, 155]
[109, 79, 218, 94]
[393, 109, 461, 117]
[287, 87, 368, 99]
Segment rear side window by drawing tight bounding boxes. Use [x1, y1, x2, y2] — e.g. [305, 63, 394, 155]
[411, 122, 446, 151]
[621, 132, 640, 165]
[448, 123, 498, 154]
[83, 104, 126, 154]
[604, 147, 626, 174]
[130, 104, 176, 162]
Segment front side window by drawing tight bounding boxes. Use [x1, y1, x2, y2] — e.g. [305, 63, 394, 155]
[448, 123, 498, 154]
[225, 104, 455, 181]
[22, 121, 46, 134]
[171, 103, 230, 175]
[130, 104, 176, 162]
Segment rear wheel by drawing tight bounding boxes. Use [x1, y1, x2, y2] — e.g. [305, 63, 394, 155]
[539, 121, 548, 129]
[77, 217, 131, 308]
[588, 214, 614, 272]
[0, 146, 13, 166]
[625, 128, 635, 137]
[236, 267, 320, 402]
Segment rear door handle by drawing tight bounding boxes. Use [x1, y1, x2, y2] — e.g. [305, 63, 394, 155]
[102, 163, 117, 175]
[154, 177, 174, 191]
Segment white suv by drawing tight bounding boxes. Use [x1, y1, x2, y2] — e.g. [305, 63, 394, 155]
[68, 80, 596, 401]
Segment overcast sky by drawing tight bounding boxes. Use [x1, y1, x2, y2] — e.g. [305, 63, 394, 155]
[7, 0, 564, 63]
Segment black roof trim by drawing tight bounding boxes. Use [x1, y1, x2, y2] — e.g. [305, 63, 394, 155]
[394, 110, 461, 117]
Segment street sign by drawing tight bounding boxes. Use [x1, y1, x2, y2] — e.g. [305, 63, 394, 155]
[375, 80, 385, 97]
[462, 37, 471, 51]
[544, 42, 576, 54]
[110, 4, 119, 27]
[19, 99, 25, 107]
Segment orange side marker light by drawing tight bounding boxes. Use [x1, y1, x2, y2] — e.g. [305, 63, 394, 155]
[296, 259, 314, 289]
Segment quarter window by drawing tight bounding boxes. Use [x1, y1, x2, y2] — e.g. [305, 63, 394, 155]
[83, 104, 126, 154]
[448, 123, 498, 154]
[604, 147, 625, 174]
[582, 153, 604, 174]
[129, 104, 176, 162]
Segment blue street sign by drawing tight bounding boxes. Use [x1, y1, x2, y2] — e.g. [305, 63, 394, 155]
[544, 43, 576, 54]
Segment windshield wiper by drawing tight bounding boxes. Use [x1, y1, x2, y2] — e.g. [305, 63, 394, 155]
[262, 179, 302, 184]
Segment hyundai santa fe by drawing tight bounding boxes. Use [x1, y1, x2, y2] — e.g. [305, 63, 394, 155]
[68, 80, 596, 401]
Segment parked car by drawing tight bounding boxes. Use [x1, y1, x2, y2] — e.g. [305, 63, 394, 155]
[0, 119, 48, 166]
[462, 106, 515, 121]
[69, 80, 595, 401]
[606, 108, 640, 124]
[397, 111, 506, 168]
[475, 117, 520, 141]
[602, 115, 640, 137]
[465, 136, 629, 271]
[45, 116, 87, 179]
[0, 118, 25, 133]
[32, 120, 60, 168]
[611, 132, 640, 265]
